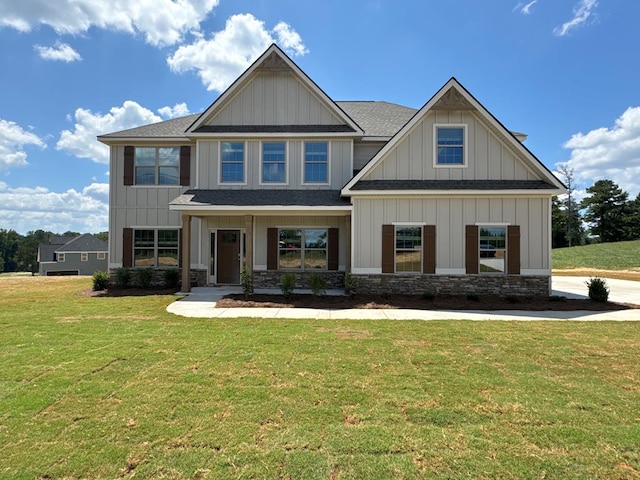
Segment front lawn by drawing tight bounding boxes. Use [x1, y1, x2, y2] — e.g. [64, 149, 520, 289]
[1, 277, 639, 479]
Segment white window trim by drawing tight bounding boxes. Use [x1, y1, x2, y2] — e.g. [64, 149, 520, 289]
[133, 228, 180, 269]
[259, 141, 289, 186]
[277, 227, 330, 271]
[57, 253, 65, 262]
[134, 146, 181, 186]
[476, 223, 508, 275]
[81, 253, 88, 262]
[97, 252, 106, 260]
[301, 141, 331, 186]
[394, 225, 423, 274]
[433, 124, 468, 168]
[218, 141, 247, 185]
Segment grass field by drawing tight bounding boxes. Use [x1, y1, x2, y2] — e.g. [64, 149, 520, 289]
[553, 240, 640, 272]
[1, 277, 640, 479]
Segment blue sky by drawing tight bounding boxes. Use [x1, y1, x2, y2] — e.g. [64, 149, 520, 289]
[1, 0, 639, 234]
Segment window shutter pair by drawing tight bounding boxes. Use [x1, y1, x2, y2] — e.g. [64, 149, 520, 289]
[464, 225, 520, 274]
[123, 145, 191, 186]
[266, 228, 339, 271]
[381, 225, 436, 274]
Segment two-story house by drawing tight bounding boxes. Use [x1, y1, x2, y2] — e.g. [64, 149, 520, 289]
[98, 44, 564, 295]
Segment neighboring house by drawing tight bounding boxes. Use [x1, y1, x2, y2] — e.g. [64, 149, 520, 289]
[98, 44, 565, 295]
[38, 234, 108, 276]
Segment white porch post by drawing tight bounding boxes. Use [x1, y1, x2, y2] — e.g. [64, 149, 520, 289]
[181, 213, 191, 292]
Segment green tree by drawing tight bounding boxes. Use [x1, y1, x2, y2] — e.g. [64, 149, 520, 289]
[581, 179, 632, 243]
[552, 197, 585, 248]
[0, 229, 22, 272]
[94, 231, 109, 242]
[16, 230, 50, 273]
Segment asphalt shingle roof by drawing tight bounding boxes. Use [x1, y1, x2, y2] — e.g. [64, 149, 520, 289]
[350, 180, 556, 191]
[171, 189, 350, 207]
[337, 101, 417, 138]
[98, 114, 200, 139]
[57, 233, 108, 252]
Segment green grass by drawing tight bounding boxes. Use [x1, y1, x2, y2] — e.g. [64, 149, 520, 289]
[553, 239, 640, 270]
[1, 277, 640, 479]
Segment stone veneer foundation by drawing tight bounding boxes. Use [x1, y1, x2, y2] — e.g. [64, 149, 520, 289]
[253, 271, 345, 290]
[352, 274, 550, 296]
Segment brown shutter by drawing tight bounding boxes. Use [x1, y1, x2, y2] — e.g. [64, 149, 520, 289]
[507, 225, 521, 274]
[382, 224, 395, 273]
[423, 225, 436, 274]
[124, 146, 134, 186]
[328, 228, 339, 270]
[123, 228, 133, 268]
[267, 228, 278, 270]
[465, 225, 479, 274]
[180, 146, 191, 186]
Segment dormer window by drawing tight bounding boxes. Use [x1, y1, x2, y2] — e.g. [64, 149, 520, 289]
[434, 125, 466, 167]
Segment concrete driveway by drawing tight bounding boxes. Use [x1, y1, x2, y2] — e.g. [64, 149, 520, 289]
[552, 276, 640, 305]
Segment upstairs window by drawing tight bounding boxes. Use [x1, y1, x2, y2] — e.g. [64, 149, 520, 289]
[435, 126, 466, 166]
[221, 142, 245, 183]
[304, 142, 328, 183]
[57, 253, 65, 262]
[135, 147, 180, 185]
[81, 253, 88, 262]
[262, 142, 286, 183]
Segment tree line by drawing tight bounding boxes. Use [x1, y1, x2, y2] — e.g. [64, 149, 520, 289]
[553, 167, 640, 248]
[0, 230, 108, 273]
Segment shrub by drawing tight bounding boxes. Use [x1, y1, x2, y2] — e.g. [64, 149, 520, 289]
[164, 268, 180, 289]
[344, 272, 358, 297]
[308, 273, 327, 298]
[422, 291, 436, 301]
[505, 295, 520, 304]
[550, 295, 567, 302]
[137, 267, 154, 289]
[467, 293, 480, 302]
[586, 277, 609, 303]
[115, 267, 131, 288]
[92, 271, 110, 291]
[281, 273, 296, 299]
[240, 266, 253, 298]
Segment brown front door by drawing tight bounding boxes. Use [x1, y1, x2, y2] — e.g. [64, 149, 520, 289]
[217, 230, 240, 284]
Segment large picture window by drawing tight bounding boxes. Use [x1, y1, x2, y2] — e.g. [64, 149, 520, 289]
[262, 142, 286, 183]
[435, 126, 465, 166]
[279, 228, 328, 270]
[304, 142, 328, 183]
[221, 142, 245, 183]
[395, 226, 422, 272]
[479, 226, 506, 273]
[134, 229, 179, 267]
[134, 147, 180, 185]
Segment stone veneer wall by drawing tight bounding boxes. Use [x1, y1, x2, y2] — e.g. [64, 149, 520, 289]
[353, 274, 550, 296]
[253, 271, 345, 289]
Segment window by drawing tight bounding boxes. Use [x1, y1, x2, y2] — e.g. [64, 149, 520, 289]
[134, 147, 180, 185]
[134, 229, 179, 267]
[304, 142, 328, 183]
[221, 142, 245, 183]
[279, 229, 327, 270]
[57, 253, 65, 262]
[435, 126, 465, 165]
[395, 226, 422, 273]
[97, 252, 106, 260]
[81, 253, 88, 262]
[479, 226, 506, 273]
[262, 142, 286, 183]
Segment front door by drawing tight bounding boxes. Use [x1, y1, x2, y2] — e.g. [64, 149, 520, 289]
[216, 230, 241, 284]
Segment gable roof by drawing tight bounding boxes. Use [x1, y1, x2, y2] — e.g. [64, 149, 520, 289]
[98, 114, 199, 142]
[342, 77, 566, 195]
[337, 101, 417, 138]
[57, 233, 108, 252]
[185, 44, 364, 136]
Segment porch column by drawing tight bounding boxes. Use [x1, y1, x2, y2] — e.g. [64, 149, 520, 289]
[181, 213, 191, 292]
[244, 215, 254, 275]
[345, 214, 352, 273]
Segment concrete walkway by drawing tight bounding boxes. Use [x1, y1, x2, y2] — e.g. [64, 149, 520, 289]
[166, 277, 640, 321]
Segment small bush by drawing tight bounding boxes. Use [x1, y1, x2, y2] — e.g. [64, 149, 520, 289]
[137, 267, 154, 288]
[115, 267, 131, 288]
[467, 293, 480, 302]
[344, 272, 359, 297]
[92, 271, 110, 291]
[505, 295, 520, 304]
[281, 273, 296, 299]
[308, 273, 327, 298]
[422, 291, 436, 301]
[240, 266, 253, 298]
[550, 295, 567, 302]
[586, 277, 609, 303]
[164, 268, 180, 289]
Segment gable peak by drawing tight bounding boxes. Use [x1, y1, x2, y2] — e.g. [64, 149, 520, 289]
[433, 85, 474, 111]
[256, 49, 291, 74]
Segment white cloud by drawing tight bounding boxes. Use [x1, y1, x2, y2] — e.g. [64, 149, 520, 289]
[0, 119, 46, 170]
[56, 101, 162, 164]
[514, 0, 538, 15]
[158, 103, 190, 119]
[561, 106, 640, 197]
[554, 0, 598, 36]
[34, 41, 81, 62]
[0, 181, 108, 234]
[0, 0, 219, 47]
[167, 13, 307, 92]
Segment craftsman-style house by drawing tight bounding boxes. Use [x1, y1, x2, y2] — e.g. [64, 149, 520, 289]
[98, 44, 564, 295]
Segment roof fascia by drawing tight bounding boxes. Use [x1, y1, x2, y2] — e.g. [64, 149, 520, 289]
[346, 190, 559, 197]
[186, 44, 364, 136]
[187, 131, 359, 139]
[169, 204, 353, 212]
[98, 136, 190, 145]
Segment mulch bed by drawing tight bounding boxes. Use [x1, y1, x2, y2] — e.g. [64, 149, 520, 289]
[217, 293, 635, 311]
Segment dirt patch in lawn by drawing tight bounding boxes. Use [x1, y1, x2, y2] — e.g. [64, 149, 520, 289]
[553, 269, 640, 282]
[216, 293, 635, 311]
